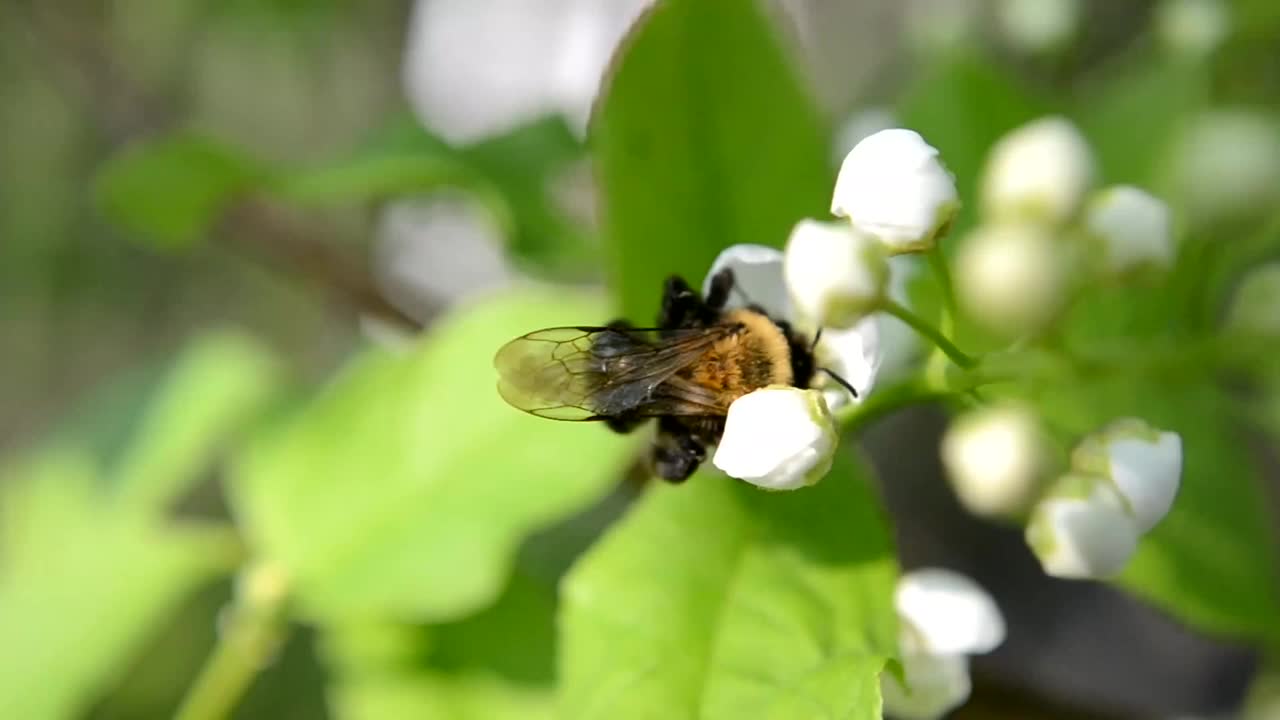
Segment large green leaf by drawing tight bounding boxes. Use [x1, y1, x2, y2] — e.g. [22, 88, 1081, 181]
[109, 332, 279, 512]
[559, 453, 898, 720]
[95, 134, 266, 250]
[228, 289, 636, 622]
[1031, 380, 1280, 646]
[593, 0, 831, 322]
[325, 572, 557, 720]
[0, 451, 238, 720]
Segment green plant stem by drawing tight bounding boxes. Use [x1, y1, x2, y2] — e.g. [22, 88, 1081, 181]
[175, 564, 290, 720]
[880, 299, 978, 369]
[926, 246, 957, 334]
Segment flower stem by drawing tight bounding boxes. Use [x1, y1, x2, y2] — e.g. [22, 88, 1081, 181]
[174, 564, 290, 720]
[927, 246, 957, 334]
[881, 299, 978, 369]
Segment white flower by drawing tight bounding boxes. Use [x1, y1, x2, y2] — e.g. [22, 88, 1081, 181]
[881, 653, 971, 720]
[783, 219, 888, 328]
[1085, 186, 1176, 277]
[895, 569, 1006, 655]
[1156, 0, 1230, 57]
[831, 129, 959, 254]
[954, 223, 1068, 337]
[881, 569, 1005, 720]
[981, 116, 1095, 225]
[996, 0, 1081, 53]
[1073, 418, 1183, 533]
[1227, 263, 1280, 336]
[1173, 110, 1280, 224]
[1026, 474, 1141, 579]
[403, 0, 650, 142]
[705, 244, 882, 410]
[712, 386, 836, 490]
[941, 405, 1051, 518]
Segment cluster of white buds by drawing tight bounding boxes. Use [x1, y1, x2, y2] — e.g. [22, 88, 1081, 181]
[881, 569, 1005, 720]
[710, 128, 960, 491]
[958, 116, 1177, 337]
[1026, 418, 1183, 578]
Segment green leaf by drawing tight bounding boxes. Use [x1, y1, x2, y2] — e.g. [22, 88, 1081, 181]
[1075, 54, 1209, 187]
[325, 572, 557, 720]
[559, 453, 898, 720]
[228, 289, 636, 622]
[593, 0, 831, 321]
[275, 116, 492, 206]
[0, 450, 238, 720]
[1032, 380, 1280, 646]
[95, 134, 266, 250]
[110, 332, 279, 512]
[460, 116, 596, 278]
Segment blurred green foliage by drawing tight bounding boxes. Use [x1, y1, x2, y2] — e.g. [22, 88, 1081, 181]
[4, 0, 1280, 719]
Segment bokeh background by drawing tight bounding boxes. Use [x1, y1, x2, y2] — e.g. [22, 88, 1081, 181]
[3, 0, 1280, 718]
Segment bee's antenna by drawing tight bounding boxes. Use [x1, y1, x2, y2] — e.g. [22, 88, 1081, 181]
[810, 327, 823, 352]
[818, 367, 858, 399]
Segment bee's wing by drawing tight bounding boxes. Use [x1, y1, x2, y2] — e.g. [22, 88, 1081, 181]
[493, 326, 731, 421]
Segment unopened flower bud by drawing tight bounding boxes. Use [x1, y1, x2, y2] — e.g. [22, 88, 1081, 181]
[981, 117, 1094, 225]
[955, 223, 1068, 337]
[783, 219, 888, 329]
[712, 386, 836, 490]
[895, 568, 1006, 655]
[941, 405, 1051, 518]
[882, 569, 1005, 720]
[1227, 263, 1280, 337]
[1156, 0, 1230, 57]
[831, 129, 959, 253]
[881, 652, 971, 720]
[1085, 185, 1176, 278]
[1026, 474, 1140, 579]
[1072, 419, 1182, 533]
[1173, 110, 1280, 224]
[996, 0, 1081, 53]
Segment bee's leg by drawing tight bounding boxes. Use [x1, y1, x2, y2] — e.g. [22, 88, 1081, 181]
[650, 417, 706, 482]
[603, 412, 645, 435]
[659, 275, 707, 332]
[703, 267, 736, 311]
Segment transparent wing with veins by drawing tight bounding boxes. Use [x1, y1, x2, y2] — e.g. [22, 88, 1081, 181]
[493, 325, 733, 420]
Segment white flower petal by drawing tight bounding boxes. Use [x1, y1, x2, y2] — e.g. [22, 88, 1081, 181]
[880, 651, 972, 720]
[981, 116, 1094, 225]
[712, 386, 836, 490]
[896, 568, 1006, 656]
[954, 223, 1069, 337]
[1073, 418, 1183, 533]
[1227, 263, 1280, 336]
[831, 129, 959, 253]
[1026, 474, 1141, 579]
[1085, 186, 1176, 277]
[703, 244, 791, 321]
[813, 317, 881, 410]
[783, 219, 888, 329]
[403, 0, 649, 143]
[941, 405, 1050, 518]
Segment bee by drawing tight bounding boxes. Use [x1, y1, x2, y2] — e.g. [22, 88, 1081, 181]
[494, 268, 855, 482]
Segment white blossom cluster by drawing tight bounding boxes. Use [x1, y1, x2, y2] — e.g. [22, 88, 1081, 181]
[956, 116, 1178, 338]
[709, 128, 959, 490]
